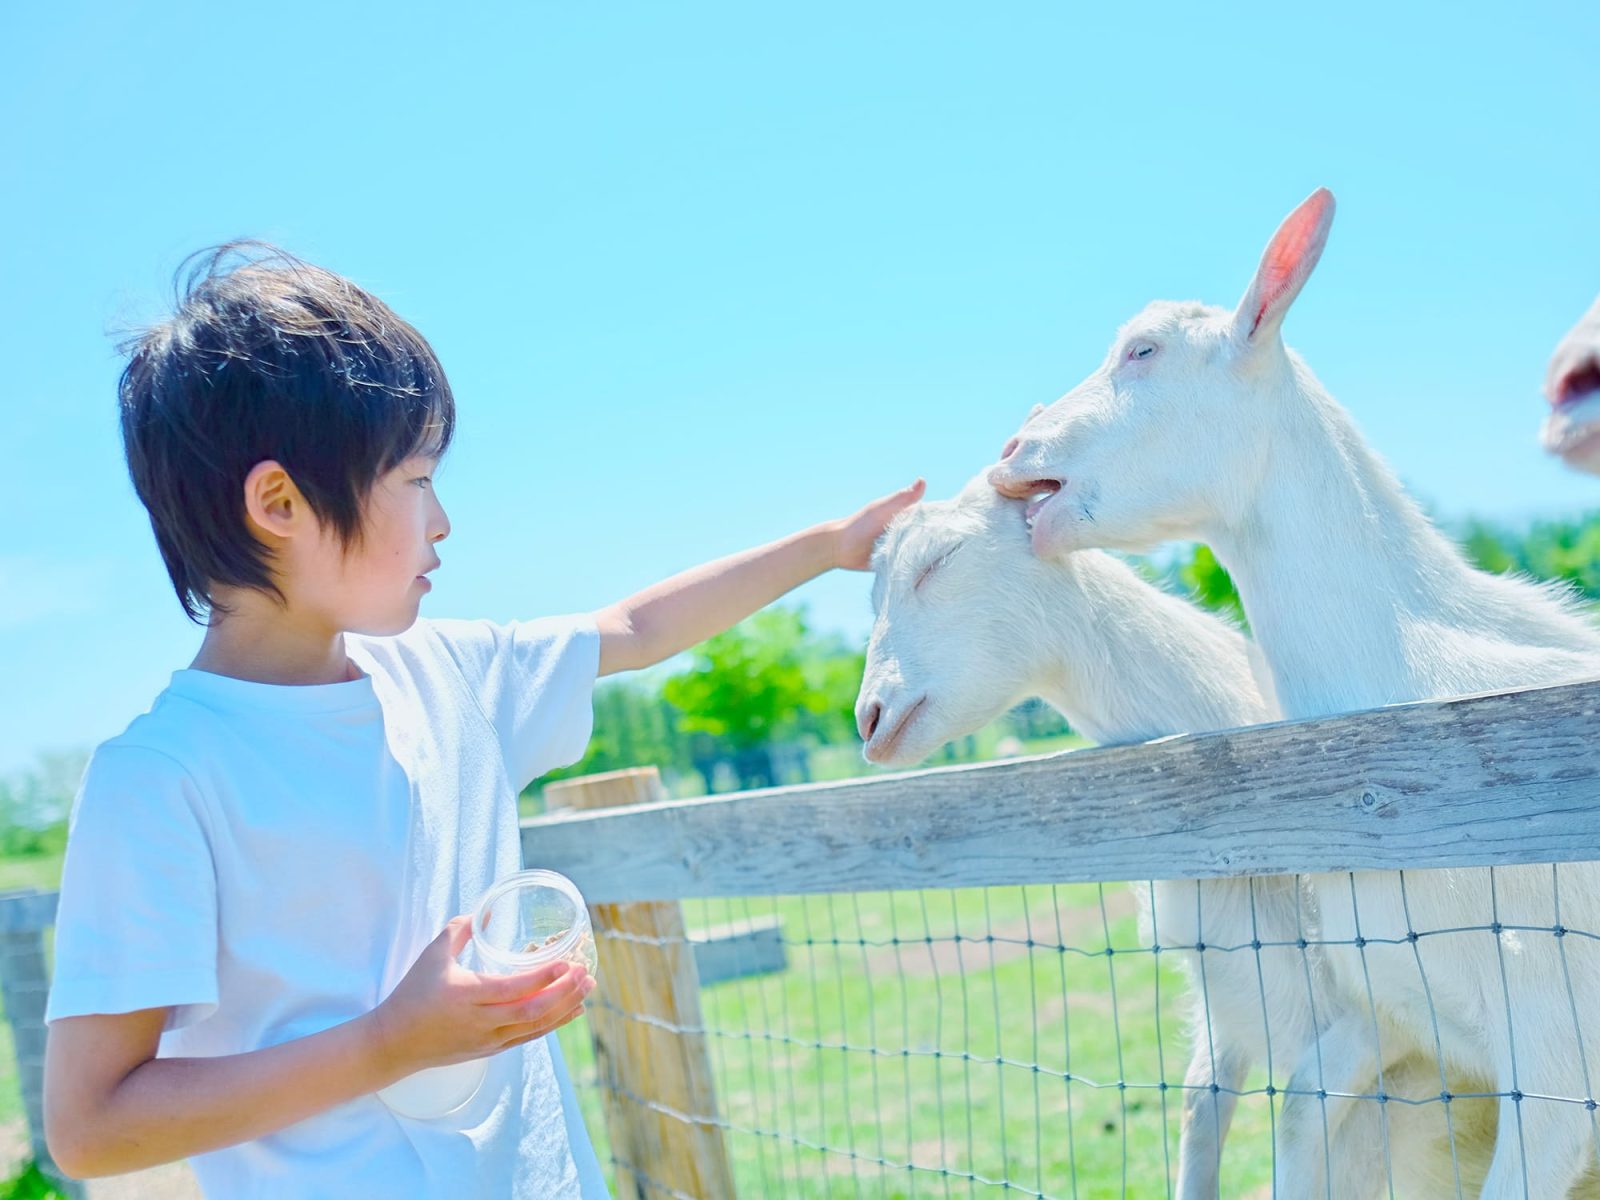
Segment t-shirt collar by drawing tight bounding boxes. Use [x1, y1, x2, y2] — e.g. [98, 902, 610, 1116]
[166, 664, 380, 715]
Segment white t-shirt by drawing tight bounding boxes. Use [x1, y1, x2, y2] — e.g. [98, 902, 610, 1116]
[46, 616, 611, 1200]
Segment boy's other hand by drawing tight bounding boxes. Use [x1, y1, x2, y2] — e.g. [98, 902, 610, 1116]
[365, 916, 596, 1084]
[830, 479, 926, 570]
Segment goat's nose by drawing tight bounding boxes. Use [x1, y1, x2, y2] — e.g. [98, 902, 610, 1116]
[988, 461, 1044, 500]
[857, 701, 882, 742]
[1000, 436, 1020, 460]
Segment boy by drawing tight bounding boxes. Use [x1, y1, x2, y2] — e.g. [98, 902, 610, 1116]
[41, 246, 922, 1198]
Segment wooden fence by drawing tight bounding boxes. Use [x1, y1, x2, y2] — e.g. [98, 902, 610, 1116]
[2, 677, 1597, 1196]
[0, 889, 79, 1198]
[520, 678, 1600, 1197]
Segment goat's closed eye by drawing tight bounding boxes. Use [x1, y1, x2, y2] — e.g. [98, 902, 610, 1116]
[914, 547, 961, 590]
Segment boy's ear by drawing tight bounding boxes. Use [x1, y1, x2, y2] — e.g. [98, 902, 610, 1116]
[242, 460, 301, 540]
[1232, 187, 1336, 346]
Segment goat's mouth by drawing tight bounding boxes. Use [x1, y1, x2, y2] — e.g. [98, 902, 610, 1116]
[1021, 480, 1064, 526]
[1553, 357, 1600, 412]
[864, 695, 929, 765]
[1543, 357, 1600, 470]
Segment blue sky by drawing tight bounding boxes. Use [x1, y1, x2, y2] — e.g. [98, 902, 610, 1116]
[2, 1, 1597, 773]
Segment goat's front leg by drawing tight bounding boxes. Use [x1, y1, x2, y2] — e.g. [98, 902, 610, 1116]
[1479, 1057, 1600, 1199]
[1274, 1012, 1404, 1200]
[1175, 1039, 1249, 1200]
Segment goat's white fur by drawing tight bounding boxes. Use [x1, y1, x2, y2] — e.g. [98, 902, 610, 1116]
[855, 477, 1491, 1198]
[990, 188, 1600, 1198]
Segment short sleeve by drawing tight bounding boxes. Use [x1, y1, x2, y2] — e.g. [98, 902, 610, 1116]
[429, 615, 601, 792]
[46, 744, 220, 1031]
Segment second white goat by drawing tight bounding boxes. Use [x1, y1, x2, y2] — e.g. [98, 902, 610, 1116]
[856, 476, 1491, 1198]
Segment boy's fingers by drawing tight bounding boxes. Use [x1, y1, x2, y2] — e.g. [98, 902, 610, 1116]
[876, 478, 925, 520]
[496, 973, 595, 1030]
[499, 992, 590, 1046]
[475, 961, 575, 1005]
[501, 1014, 580, 1051]
[431, 915, 474, 963]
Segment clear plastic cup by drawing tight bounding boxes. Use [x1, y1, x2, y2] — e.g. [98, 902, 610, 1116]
[471, 868, 597, 978]
[375, 869, 596, 1121]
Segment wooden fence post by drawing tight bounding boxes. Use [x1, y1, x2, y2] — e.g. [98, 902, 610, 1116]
[541, 768, 737, 1200]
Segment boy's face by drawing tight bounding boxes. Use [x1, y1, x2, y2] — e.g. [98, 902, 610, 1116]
[294, 455, 450, 637]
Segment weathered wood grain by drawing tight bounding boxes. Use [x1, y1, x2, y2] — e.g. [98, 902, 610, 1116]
[523, 679, 1600, 903]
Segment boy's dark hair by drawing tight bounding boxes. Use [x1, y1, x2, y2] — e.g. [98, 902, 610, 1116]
[119, 243, 455, 622]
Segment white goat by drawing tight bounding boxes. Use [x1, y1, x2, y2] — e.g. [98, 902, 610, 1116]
[1543, 293, 1600, 474]
[854, 476, 1488, 1199]
[988, 188, 1600, 1199]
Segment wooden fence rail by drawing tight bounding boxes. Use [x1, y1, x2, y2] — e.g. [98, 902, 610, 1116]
[521, 678, 1600, 903]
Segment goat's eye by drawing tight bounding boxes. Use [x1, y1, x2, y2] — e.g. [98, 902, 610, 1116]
[914, 547, 959, 590]
[1128, 342, 1157, 361]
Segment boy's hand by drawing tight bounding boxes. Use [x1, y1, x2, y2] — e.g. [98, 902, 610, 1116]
[829, 479, 926, 570]
[365, 916, 595, 1082]
[594, 476, 927, 675]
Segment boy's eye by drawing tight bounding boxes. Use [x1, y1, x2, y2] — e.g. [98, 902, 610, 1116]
[414, 476, 433, 489]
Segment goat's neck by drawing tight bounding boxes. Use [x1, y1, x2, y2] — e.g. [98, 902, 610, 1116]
[1205, 363, 1475, 718]
[1028, 555, 1265, 743]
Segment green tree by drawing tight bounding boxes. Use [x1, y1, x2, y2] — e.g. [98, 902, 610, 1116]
[1176, 543, 1245, 623]
[793, 632, 869, 747]
[534, 677, 687, 800]
[661, 608, 829, 751]
[0, 751, 85, 857]
[1162, 513, 1600, 625]
[1460, 513, 1600, 599]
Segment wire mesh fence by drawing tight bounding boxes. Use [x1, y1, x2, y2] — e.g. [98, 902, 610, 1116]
[530, 682, 1600, 1199]
[556, 870, 1600, 1200]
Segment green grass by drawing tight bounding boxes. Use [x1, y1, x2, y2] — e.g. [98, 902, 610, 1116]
[559, 884, 1280, 1199]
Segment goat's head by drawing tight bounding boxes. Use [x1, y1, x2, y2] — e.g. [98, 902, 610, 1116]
[1542, 294, 1600, 475]
[987, 187, 1337, 557]
[856, 477, 1048, 766]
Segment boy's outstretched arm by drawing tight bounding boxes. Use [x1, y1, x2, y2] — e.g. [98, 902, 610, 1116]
[594, 479, 924, 677]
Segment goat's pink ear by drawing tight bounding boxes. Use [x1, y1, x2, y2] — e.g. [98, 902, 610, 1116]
[1233, 188, 1335, 344]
